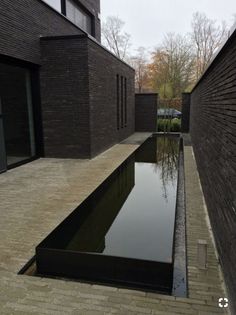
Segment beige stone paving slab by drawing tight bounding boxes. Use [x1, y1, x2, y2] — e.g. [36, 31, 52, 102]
[0, 134, 231, 314]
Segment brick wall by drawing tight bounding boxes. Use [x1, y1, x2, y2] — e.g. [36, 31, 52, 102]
[181, 93, 191, 133]
[88, 40, 135, 157]
[135, 94, 158, 132]
[190, 29, 236, 313]
[0, 0, 100, 65]
[40, 36, 90, 158]
[40, 35, 135, 158]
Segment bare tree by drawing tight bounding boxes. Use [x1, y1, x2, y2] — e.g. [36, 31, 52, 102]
[129, 47, 150, 93]
[151, 137, 179, 201]
[102, 16, 131, 60]
[149, 33, 195, 98]
[191, 12, 228, 79]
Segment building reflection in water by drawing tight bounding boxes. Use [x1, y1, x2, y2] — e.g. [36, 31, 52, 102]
[42, 156, 135, 254]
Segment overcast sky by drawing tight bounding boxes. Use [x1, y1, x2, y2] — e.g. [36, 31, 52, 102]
[101, 0, 236, 53]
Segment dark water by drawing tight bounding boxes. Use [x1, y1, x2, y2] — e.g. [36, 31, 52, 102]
[42, 136, 179, 264]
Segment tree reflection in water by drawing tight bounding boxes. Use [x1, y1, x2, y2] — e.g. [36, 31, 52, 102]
[152, 136, 179, 201]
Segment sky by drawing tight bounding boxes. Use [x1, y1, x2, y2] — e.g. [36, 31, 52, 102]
[101, 0, 236, 54]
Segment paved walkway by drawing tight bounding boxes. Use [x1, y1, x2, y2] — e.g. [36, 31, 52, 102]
[0, 133, 230, 314]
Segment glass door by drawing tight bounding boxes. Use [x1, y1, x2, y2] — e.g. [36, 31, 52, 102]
[0, 62, 36, 169]
[0, 97, 7, 173]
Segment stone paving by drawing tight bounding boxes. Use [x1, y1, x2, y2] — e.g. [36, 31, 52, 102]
[0, 133, 230, 314]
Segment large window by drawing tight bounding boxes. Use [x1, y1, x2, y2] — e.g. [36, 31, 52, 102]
[66, 0, 93, 35]
[0, 63, 36, 168]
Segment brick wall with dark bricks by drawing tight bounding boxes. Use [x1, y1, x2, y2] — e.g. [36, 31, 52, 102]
[88, 39, 135, 157]
[40, 35, 135, 158]
[135, 94, 158, 132]
[0, 0, 100, 65]
[190, 29, 236, 313]
[40, 36, 90, 158]
[181, 93, 191, 133]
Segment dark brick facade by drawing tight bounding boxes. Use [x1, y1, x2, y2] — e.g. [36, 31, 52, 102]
[135, 94, 158, 132]
[40, 36, 90, 158]
[40, 35, 135, 158]
[181, 93, 191, 133]
[190, 29, 236, 313]
[88, 39, 135, 157]
[0, 0, 100, 65]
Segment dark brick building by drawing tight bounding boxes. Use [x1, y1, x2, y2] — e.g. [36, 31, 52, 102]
[0, 0, 135, 172]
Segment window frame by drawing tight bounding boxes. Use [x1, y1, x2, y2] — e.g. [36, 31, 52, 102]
[61, 0, 95, 37]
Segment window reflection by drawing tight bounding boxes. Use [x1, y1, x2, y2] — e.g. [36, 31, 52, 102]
[66, 0, 92, 35]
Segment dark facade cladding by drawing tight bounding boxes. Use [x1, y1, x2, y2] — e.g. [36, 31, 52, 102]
[135, 94, 158, 132]
[0, 0, 100, 66]
[190, 29, 236, 313]
[40, 35, 135, 158]
[181, 93, 191, 133]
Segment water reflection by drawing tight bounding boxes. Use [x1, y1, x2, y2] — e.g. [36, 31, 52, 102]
[66, 158, 135, 253]
[136, 136, 179, 201]
[41, 157, 135, 253]
[39, 136, 179, 263]
[155, 137, 179, 201]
